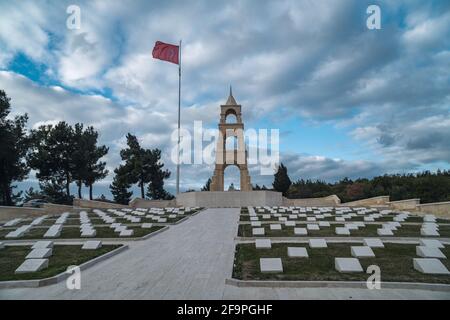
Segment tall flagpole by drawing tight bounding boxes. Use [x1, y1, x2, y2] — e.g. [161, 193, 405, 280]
[176, 40, 182, 195]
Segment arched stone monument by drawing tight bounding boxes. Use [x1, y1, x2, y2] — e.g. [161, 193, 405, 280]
[210, 87, 252, 191]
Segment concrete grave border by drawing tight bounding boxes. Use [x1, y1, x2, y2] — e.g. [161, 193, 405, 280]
[225, 278, 450, 292]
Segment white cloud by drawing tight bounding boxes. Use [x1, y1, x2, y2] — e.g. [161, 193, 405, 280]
[1, 0, 449, 195]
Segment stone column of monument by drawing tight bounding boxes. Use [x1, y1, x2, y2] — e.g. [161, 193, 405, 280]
[210, 87, 252, 191]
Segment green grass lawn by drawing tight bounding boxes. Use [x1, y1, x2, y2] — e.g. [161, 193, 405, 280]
[238, 223, 450, 238]
[233, 243, 450, 283]
[0, 244, 121, 281]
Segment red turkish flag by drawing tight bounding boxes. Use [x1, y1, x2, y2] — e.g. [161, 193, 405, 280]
[152, 41, 179, 65]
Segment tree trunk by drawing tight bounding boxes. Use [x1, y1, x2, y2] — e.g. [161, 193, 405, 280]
[89, 183, 93, 200]
[78, 180, 82, 199]
[3, 183, 12, 206]
[66, 174, 71, 197]
[140, 180, 144, 199]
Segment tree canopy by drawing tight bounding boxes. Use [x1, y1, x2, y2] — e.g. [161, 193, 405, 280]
[0, 90, 29, 205]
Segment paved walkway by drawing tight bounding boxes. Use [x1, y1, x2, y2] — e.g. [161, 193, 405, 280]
[1, 208, 449, 299]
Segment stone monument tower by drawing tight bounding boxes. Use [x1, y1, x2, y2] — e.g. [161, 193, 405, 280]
[210, 87, 252, 191]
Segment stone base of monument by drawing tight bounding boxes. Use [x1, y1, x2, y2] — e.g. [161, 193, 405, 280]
[176, 191, 283, 207]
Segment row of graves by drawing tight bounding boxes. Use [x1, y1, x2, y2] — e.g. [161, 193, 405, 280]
[239, 206, 450, 238]
[0, 207, 200, 241]
[233, 206, 450, 283]
[0, 239, 121, 278]
[0, 207, 200, 279]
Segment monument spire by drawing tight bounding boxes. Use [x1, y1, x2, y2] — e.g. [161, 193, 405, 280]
[226, 85, 237, 105]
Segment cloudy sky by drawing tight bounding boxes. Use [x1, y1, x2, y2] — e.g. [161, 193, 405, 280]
[0, 0, 449, 198]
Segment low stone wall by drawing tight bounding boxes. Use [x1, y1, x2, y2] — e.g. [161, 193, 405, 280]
[283, 195, 341, 207]
[0, 206, 47, 222]
[129, 198, 176, 208]
[73, 198, 129, 209]
[42, 203, 81, 214]
[176, 191, 283, 207]
[387, 199, 421, 211]
[341, 196, 390, 207]
[0, 204, 81, 222]
[417, 201, 450, 218]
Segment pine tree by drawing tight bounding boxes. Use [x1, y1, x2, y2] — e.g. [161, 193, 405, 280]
[272, 163, 291, 197]
[146, 149, 171, 200]
[82, 126, 109, 200]
[0, 90, 30, 206]
[28, 121, 75, 199]
[110, 169, 133, 205]
[201, 178, 212, 191]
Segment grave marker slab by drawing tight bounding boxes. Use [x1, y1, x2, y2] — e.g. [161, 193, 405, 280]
[416, 246, 446, 259]
[419, 239, 444, 248]
[4, 218, 22, 227]
[319, 221, 330, 227]
[81, 229, 96, 237]
[413, 258, 449, 274]
[294, 228, 307, 235]
[309, 239, 327, 248]
[335, 258, 364, 273]
[423, 215, 436, 223]
[119, 229, 134, 237]
[420, 228, 440, 237]
[82, 241, 102, 250]
[351, 246, 375, 258]
[15, 259, 49, 274]
[251, 221, 262, 227]
[307, 224, 320, 231]
[287, 247, 309, 258]
[255, 239, 271, 249]
[363, 239, 384, 248]
[270, 224, 282, 230]
[26, 248, 53, 259]
[377, 228, 394, 236]
[32, 241, 54, 249]
[252, 228, 265, 236]
[335, 227, 350, 235]
[260, 258, 283, 273]
[285, 221, 296, 227]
